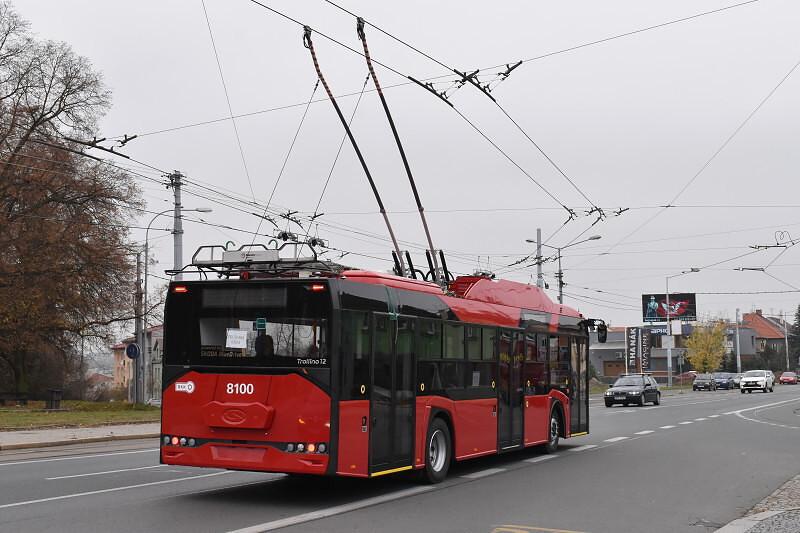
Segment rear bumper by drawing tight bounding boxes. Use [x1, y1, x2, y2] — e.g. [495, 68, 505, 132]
[162, 441, 330, 475]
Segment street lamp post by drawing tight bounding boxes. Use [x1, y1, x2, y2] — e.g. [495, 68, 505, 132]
[143, 207, 211, 402]
[665, 268, 700, 388]
[525, 235, 602, 304]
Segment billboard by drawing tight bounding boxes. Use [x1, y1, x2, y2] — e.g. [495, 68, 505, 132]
[625, 327, 640, 371]
[642, 293, 697, 323]
[640, 328, 652, 371]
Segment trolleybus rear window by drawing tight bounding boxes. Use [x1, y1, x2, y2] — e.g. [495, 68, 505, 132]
[164, 283, 330, 368]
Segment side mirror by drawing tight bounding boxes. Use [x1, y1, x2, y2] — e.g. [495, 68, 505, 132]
[644, 383, 651, 388]
[608, 384, 614, 388]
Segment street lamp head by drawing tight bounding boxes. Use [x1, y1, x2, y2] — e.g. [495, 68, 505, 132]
[194, 207, 213, 213]
[588, 235, 602, 241]
[525, 239, 536, 243]
[688, 267, 700, 273]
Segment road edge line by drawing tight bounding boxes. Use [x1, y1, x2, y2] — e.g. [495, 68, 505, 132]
[0, 433, 160, 451]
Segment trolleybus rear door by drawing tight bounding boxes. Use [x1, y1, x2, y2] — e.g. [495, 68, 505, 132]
[369, 313, 414, 474]
[498, 330, 524, 450]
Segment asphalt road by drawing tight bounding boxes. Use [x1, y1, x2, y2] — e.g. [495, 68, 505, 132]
[2, 386, 800, 533]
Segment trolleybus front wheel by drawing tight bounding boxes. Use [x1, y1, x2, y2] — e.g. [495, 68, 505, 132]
[423, 417, 451, 484]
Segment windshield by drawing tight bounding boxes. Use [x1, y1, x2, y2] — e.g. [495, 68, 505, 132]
[744, 370, 766, 377]
[712, 373, 728, 378]
[782, 372, 796, 377]
[695, 374, 711, 379]
[613, 376, 644, 387]
[164, 282, 331, 368]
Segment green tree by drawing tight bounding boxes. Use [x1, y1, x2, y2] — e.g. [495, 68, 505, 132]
[686, 321, 726, 373]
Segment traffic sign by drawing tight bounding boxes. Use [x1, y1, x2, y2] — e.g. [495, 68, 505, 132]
[125, 343, 141, 360]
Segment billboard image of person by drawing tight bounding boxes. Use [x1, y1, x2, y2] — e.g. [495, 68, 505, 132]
[641, 293, 697, 322]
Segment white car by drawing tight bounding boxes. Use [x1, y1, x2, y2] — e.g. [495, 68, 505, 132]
[740, 370, 775, 393]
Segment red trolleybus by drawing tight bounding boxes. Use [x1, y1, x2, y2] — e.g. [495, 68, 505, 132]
[160, 245, 606, 482]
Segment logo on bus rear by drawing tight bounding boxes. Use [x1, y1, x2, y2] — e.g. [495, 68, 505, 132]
[175, 381, 195, 394]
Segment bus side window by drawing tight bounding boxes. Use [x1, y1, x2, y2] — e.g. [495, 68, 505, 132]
[523, 334, 547, 395]
[341, 311, 370, 400]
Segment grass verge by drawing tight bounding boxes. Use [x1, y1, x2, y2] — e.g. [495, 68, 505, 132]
[0, 401, 160, 430]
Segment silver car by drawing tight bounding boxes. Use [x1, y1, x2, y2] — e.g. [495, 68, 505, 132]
[740, 370, 775, 393]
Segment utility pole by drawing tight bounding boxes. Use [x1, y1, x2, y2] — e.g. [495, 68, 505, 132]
[556, 249, 564, 304]
[783, 311, 790, 371]
[735, 308, 742, 374]
[170, 171, 184, 281]
[536, 228, 544, 288]
[134, 251, 144, 404]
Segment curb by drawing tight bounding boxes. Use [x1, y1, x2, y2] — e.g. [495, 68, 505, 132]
[716, 509, 800, 533]
[0, 433, 160, 451]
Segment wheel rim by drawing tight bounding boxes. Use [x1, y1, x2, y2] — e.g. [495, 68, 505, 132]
[549, 416, 559, 446]
[428, 429, 447, 472]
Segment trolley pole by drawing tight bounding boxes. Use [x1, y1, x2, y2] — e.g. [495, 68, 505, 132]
[170, 171, 184, 281]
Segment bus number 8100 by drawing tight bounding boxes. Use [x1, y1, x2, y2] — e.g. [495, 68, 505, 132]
[226, 383, 254, 395]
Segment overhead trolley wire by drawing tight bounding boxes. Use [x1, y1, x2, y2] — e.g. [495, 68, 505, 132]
[200, 0, 258, 201]
[583, 54, 800, 265]
[244, 0, 574, 217]
[251, 80, 320, 244]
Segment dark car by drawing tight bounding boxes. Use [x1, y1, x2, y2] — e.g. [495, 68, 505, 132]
[693, 373, 716, 391]
[712, 372, 735, 390]
[604, 374, 661, 407]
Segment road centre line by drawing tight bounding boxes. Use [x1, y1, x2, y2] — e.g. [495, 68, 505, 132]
[46, 464, 163, 480]
[0, 448, 158, 467]
[492, 525, 588, 533]
[634, 430, 654, 435]
[0, 471, 229, 509]
[524, 455, 558, 464]
[694, 418, 708, 421]
[679, 421, 693, 425]
[709, 415, 720, 418]
[462, 468, 507, 479]
[568, 445, 597, 452]
[660, 425, 676, 429]
[227, 486, 434, 533]
[603, 437, 628, 443]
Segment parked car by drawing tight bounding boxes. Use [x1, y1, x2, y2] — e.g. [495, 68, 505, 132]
[779, 371, 798, 385]
[692, 373, 716, 391]
[740, 369, 775, 393]
[604, 374, 661, 407]
[712, 372, 736, 390]
[732, 373, 743, 388]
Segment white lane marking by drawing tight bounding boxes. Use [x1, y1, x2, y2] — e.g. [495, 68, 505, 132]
[0, 471, 229, 509]
[641, 407, 657, 410]
[0, 448, 158, 467]
[634, 430, 654, 435]
[694, 418, 708, 421]
[679, 421, 693, 425]
[46, 464, 163, 480]
[227, 486, 434, 533]
[659, 425, 676, 429]
[603, 437, 629, 443]
[524, 455, 558, 464]
[724, 397, 800, 415]
[568, 445, 597, 452]
[709, 415, 720, 418]
[462, 467, 506, 479]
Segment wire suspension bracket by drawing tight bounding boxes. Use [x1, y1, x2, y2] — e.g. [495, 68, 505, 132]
[303, 26, 407, 277]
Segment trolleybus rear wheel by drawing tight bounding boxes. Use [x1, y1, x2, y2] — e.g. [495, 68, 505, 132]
[423, 418, 451, 484]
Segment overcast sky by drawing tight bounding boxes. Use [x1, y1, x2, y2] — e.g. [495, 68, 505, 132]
[16, 0, 800, 326]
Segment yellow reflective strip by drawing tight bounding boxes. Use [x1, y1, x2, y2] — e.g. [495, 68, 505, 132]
[570, 431, 588, 437]
[370, 465, 413, 477]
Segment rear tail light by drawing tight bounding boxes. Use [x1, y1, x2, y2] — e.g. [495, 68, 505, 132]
[172, 285, 189, 294]
[309, 283, 326, 292]
[163, 435, 198, 447]
[285, 442, 327, 454]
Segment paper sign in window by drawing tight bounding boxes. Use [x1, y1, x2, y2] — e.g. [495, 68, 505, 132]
[226, 328, 249, 349]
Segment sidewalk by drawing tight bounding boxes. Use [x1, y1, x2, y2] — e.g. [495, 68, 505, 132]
[0, 422, 161, 451]
[717, 473, 800, 532]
